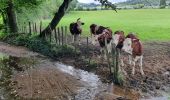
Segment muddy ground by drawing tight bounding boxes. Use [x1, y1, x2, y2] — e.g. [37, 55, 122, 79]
[0, 41, 170, 100]
[61, 41, 170, 98]
[0, 42, 122, 100]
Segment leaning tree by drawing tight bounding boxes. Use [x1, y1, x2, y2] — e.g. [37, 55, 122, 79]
[39, 0, 117, 38]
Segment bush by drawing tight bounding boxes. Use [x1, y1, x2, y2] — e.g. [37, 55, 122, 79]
[1, 33, 79, 59]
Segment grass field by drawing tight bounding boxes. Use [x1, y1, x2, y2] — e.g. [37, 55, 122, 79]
[44, 9, 170, 41]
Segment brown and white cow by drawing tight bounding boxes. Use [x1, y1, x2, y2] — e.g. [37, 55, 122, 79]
[69, 18, 85, 44]
[90, 24, 113, 58]
[122, 33, 144, 75]
[112, 30, 125, 66]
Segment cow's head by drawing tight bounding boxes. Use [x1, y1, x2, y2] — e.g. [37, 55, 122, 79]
[122, 38, 133, 54]
[76, 18, 85, 26]
[122, 37, 140, 54]
[112, 31, 125, 47]
[90, 24, 98, 45]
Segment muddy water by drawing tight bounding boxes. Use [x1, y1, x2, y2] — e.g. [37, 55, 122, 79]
[55, 63, 107, 100]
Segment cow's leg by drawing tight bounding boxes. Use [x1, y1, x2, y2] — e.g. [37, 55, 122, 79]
[78, 34, 81, 45]
[118, 51, 127, 75]
[128, 55, 132, 65]
[106, 42, 112, 54]
[72, 35, 74, 43]
[132, 58, 136, 75]
[104, 48, 107, 60]
[132, 56, 141, 75]
[139, 55, 144, 75]
[100, 48, 105, 60]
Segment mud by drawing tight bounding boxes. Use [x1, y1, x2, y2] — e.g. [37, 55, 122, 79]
[0, 41, 170, 100]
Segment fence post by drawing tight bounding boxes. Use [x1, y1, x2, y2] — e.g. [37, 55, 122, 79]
[86, 37, 89, 58]
[54, 28, 58, 45]
[35, 23, 37, 34]
[65, 26, 67, 44]
[57, 27, 61, 45]
[40, 21, 42, 35]
[23, 22, 26, 33]
[29, 22, 31, 35]
[61, 26, 64, 45]
[105, 37, 112, 74]
[32, 22, 35, 33]
[50, 31, 52, 43]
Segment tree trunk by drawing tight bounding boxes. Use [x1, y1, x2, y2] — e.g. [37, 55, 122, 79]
[160, 0, 166, 8]
[39, 0, 72, 38]
[6, 0, 18, 33]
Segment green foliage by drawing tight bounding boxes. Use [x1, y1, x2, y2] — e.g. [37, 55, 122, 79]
[133, 4, 145, 9]
[1, 33, 78, 58]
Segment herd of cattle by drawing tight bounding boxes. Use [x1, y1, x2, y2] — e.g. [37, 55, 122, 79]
[69, 18, 144, 75]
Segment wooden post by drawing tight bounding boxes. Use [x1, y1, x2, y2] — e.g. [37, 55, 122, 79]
[54, 28, 58, 45]
[32, 22, 35, 33]
[23, 22, 26, 33]
[35, 23, 37, 33]
[105, 37, 112, 74]
[65, 26, 67, 44]
[57, 27, 61, 45]
[40, 21, 42, 35]
[86, 37, 89, 58]
[61, 26, 64, 45]
[29, 22, 31, 35]
[50, 31, 52, 43]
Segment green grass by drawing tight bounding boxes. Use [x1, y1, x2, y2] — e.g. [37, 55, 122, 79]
[43, 9, 170, 41]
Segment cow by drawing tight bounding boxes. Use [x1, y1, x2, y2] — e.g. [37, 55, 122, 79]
[90, 24, 113, 58]
[122, 33, 144, 75]
[112, 30, 126, 74]
[69, 18, 84, 44]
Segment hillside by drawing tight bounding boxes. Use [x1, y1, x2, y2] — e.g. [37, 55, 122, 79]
[118, 0, 170, 6]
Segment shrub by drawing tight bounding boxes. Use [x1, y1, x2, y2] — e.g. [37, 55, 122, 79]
[1, 33, 79, 59]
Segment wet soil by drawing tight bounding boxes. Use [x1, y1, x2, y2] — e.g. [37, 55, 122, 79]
[0, 41, 170, 100]
[60, 41, 170, 99]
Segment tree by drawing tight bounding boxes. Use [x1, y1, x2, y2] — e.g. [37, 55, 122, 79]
[6, 0, 18, 33]
[0, 0, 43, 33]
[160, 0, 166, 8]
[39, 0, 116, 38]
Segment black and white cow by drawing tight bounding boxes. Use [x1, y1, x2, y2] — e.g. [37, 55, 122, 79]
[69, 18, 84, 44]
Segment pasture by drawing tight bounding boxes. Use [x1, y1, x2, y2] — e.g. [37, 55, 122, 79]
[43, 9, 170, 41]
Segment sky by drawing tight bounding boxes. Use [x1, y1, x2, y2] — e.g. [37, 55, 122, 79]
[78, 0, 127, 3]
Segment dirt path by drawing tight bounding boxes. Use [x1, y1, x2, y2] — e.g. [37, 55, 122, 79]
[0, 42, 83, 99]
[0, 42, 122, 100]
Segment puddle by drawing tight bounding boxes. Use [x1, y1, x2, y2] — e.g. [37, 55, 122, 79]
[55, 63, 141, 100]
[55, 63, 106, 100]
